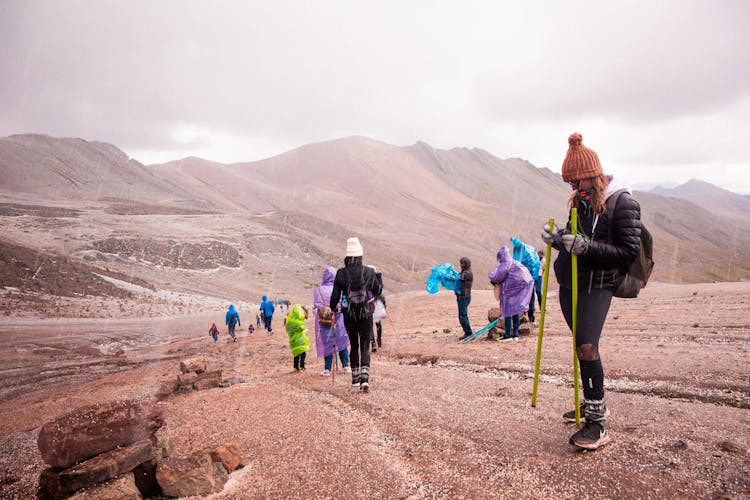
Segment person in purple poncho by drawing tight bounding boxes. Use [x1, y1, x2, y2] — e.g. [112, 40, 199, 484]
[313, 266, 351, 376]
[488, 246, 534, 341]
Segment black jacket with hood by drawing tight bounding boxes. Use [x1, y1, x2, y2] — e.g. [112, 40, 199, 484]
[457, 257, 473, 298]
[554, 182, 641, 291]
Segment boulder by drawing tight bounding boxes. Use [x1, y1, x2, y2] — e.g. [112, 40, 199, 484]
[200, 443, 244, 472]
[179, 357, 207, 374]
[37, 400, 164, 469]
[38, 440, 152, 498]
[193, 371, 222, 391]
[156, 454, 229, 497]
[177, 373, 198, 388]
[155, 379, 179, 400]
[64, 472, 142, 500]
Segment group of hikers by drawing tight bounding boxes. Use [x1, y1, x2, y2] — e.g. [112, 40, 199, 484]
[452, 133, 643, 450]
[208, 133, 643, 451]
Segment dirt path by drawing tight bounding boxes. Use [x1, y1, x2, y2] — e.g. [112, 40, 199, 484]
[1, 283, 749, 498]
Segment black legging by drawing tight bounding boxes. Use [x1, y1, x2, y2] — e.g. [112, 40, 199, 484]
[559, 286, 613, 404]
[345, 316, 372, 384]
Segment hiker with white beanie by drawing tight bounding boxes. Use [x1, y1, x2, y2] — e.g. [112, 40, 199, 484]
[330, 237, 382, 392]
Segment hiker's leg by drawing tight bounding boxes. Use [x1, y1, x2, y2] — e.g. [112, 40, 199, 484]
[376, 321, 382, 346]
[300, 352, 306, 369]
[293, 355, 300, 370]
[339, 348, 350, 367]
[528, 291, 536, 322]
[457, 296, 472, 336]
[513, 315, 520, 336]
[576, 288, 612, 420]
[324, 354, 333, 371]
[535, 277, 543, 308]
[503, 315, 512, 337]
[359, 317, 373, 384]
[345, 317, 360, 384]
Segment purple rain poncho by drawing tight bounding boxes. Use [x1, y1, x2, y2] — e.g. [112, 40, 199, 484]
[488, 246, 534, 317]
[313, 266, 350, 358]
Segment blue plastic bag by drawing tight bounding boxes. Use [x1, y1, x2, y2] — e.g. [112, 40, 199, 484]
[426, 263, 461, 294]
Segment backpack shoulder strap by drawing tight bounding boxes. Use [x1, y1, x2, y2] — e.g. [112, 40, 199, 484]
[605, 189, 628, 243]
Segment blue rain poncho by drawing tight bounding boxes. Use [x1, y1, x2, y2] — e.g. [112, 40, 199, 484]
[510, 237, 540, 278]
[426, 263, 461, 294]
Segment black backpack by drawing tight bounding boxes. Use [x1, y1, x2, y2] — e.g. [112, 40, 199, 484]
[343, 267, 372, 320]
[606, 190, 655, 298]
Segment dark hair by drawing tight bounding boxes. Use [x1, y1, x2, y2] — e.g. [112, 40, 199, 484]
[344, 256, 363, 267]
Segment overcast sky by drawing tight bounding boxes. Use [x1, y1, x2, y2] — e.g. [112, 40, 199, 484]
[1, 0, 749, 193]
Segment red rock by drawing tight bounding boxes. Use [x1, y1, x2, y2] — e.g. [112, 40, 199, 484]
[37, 400, 164, 468]
[156, 454, 229, 497]
[132, 460, 161, 499]
[201, 443, 245, 472]
[179, 357, 207, 374]
[177, 373, 197, 387]
[64, 472, 142, 500]
[193, 371, 222, 390]
[38, 440, 152, 497]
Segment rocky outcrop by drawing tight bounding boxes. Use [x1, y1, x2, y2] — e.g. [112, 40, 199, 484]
[156, 444, 244, 497]
[179, 357, 206, 374]
[37, 400, 165, 469]
[156, 454, 229, 497]
[65, 472, 142, 500]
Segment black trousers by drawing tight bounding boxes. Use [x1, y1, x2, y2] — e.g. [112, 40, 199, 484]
[345, 316, 372, 383]
[293, 352, 306, 370]
[371, 321, 382, 346]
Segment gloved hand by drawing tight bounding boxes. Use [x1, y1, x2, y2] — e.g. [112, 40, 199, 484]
[561, 233, 590, 255]
[540, 223, 562, 246]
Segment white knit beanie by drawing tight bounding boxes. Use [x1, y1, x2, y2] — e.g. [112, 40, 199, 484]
[346, 237, 363, 257]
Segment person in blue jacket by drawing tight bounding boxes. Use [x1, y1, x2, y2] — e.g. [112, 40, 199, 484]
[259, 295, 276, 334]
[225, 305, 241, 342]
[510, 236, 541, 323]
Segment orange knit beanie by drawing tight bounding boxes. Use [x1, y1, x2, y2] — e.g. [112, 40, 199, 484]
[561, 132, 603, 182]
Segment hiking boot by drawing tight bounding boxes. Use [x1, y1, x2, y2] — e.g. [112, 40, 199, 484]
[498, 336, 514, 342]
[352, 380, 360, 387]
[563, 403, 610, 423]
[343, 366, 352, 373]
[569, 420, 611, 450]
[359, 382, 369, 393]
[320, 370, 331, 376]
[512, 337, 519, 342]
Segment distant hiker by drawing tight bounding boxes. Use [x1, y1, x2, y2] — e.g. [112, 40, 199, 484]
[510, 237, 541, 323]
[456, 257, 473, 340]
[259, 295, 275, 334]
[256, 313, 261, 328]
[488, 246, 534, 341]
[540, 132, 641, 450]
[225, 305, 241, 342]
[285, 304, 310, 372]
[248, 324, 255, 334]
[209, 323, 220, 344]
[314, 266, 351, 376]
[330, 237, 382, 392]
[367, 266, 386, 352]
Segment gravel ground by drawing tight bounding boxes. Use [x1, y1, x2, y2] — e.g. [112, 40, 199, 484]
[0, 282, 749, 499]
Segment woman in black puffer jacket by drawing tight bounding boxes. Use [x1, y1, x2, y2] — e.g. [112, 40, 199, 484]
[542, 132, 641, 451]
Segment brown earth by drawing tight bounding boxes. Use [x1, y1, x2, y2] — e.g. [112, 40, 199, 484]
[1, 282, 749, 499]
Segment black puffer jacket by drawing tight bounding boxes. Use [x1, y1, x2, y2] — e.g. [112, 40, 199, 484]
[554, 190, 641, 291]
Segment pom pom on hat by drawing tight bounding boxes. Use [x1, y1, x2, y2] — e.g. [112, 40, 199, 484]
[346, 237, 363, 257]
[561, 132, 603, 182]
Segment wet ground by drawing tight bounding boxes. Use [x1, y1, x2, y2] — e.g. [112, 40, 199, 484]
[1, 282, 749, 498]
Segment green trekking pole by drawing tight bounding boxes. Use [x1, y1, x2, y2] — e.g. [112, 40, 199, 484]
[571, 209, 582, 425]
[532, 218, 554, 407]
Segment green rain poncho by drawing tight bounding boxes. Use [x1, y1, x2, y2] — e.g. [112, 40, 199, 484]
[285, 304, 310, 356]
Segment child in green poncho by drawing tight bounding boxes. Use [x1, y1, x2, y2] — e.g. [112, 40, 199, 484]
[285, 304, 310, 371]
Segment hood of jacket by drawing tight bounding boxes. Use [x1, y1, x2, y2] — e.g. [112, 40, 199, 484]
[604, 176, 631, 201]
[228, 305, 235, 312]
[321, 266, 335, 286]
[261, 295, 267, 302]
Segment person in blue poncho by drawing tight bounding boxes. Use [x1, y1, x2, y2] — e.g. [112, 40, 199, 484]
[510, 236, 541, 323]
[225, 305, 241, 342]
[259, 295, 275, 334]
